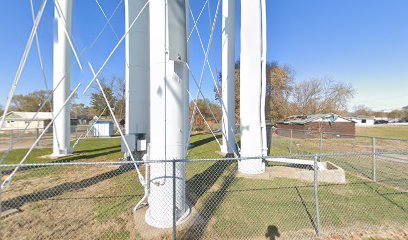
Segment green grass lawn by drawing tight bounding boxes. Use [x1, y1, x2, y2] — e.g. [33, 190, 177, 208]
[357, 125, 408, 139]
[1, 134, 407, 239]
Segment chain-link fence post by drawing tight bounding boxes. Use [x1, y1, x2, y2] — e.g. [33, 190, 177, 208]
[270, 127, 275, 154]
[9, 129, 13, 149]
[319, 132, 323, 154]
[172, 159, 176, 240]
[313, 154, 322, 236]
[372, 137, 376, 182]
[289, 129, 293, 154]
[36, 128, 40, 147]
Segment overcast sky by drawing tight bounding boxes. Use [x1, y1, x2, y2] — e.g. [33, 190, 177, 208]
[1, 0, 408, 112]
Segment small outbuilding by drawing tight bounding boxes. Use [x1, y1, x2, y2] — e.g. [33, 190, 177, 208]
[348, 116, 375, 126]
[92, 121, 114, 137]
[276, 113, 356, 138]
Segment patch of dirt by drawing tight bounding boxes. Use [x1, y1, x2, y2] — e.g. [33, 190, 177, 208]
[322, 224, 408, 240]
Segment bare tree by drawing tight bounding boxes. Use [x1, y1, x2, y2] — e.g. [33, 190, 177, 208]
[90, 77, 117, 117]
[353, 104, 373, 116]
[292, 78, 355, 116]
[113, 76, 126, 120]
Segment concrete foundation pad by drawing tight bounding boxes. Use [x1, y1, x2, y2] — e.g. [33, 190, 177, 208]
[237, 161, 346, 184]
[133, 204, 199, 239]
[40, 152, 79, 160]
[215, 151, 227, 157]
[1, 208, 21, 218]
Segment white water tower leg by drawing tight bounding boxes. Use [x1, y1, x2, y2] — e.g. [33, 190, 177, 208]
[146, 0, 190, 228]
[124, 0, 150, 153]
[239, 0, 265, 174]
[221, 0, 237, 154]
[52, 0, 72, 157]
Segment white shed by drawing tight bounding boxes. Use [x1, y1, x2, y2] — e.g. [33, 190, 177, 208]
[92, 121, 114, 137]
[349, 116, 375, 126]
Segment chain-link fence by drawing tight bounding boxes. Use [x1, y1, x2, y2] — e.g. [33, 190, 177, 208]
[269, 127, 408, 155]
[0, 126, 91, 152]
[1, 152, 407, 239]
[0, 124, 128, 153]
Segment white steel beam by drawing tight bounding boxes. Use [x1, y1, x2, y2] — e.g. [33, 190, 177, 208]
[239, 0, 265, 174]
[221, 0, 236, 154]
[125, 0, 150, 140]
[260, 0, 268, 156]
[184, 0, 190, 146]
[52, 0, 72, 157]
[146, 0, 190, 228]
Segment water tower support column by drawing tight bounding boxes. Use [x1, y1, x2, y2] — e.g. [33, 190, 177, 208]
[239, 0, 265, 174]
[221, 0, 237, 154]
[52, 0, 72, 157]
[146, 0, 190, 228]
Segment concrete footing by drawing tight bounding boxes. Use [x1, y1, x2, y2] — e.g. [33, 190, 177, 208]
[237, 161, 346, 184]
[133, 205, 199, 239]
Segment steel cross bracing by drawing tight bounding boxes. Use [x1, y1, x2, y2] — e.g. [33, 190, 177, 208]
[94, 0, 130, 68]
[187, 0, 221, 145]
[83, 0, 124, 54]
[1, 1, 150, 189]
[88, 63, 145, 186]
[0, 76, 66, 164]
[82, 0, 150, 94]
[1, 83, 82, 190]
[186, 0, 239, 155]
[30, 0, 48, 91]
[0, 0, 48, 130]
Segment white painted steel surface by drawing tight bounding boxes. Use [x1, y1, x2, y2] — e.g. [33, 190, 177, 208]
[92, 122, 113, 137]
[146, 0, 190, 228]
[221, 0, 237, 154]
[125, 0, 150, 140]
[52, 0, 72, 156]
[260, 0, 268, 157]
[239, 0, 265, 174]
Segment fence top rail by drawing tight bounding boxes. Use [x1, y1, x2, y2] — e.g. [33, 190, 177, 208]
[1, 151, 407, 168]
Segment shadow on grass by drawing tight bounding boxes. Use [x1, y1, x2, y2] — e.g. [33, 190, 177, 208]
[363, 182, 408, 213]
[189, 135, 222, 149]
[186, 160, 234, 206]
[1, 165, 133, 212]
[182, 160, 236, 239]
[295, 187, 319, 233]
[1, 148, 121, 175]
[265, 225, 280, 240]
[74, 145, 120, 154]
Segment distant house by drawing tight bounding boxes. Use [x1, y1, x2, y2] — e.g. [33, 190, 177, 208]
[71, 115, 92, 125]
[348, 116, 375, 126]
[276, 113, 356, 138]
[0, 111, 52, 131]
